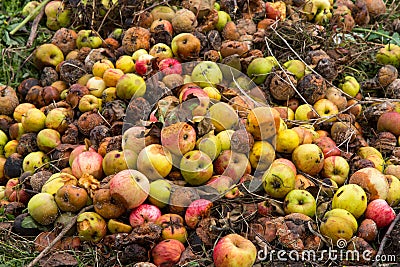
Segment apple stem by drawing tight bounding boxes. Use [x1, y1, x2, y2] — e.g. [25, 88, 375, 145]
[10, 0, 52, 35]
[84, 138, 91, 151]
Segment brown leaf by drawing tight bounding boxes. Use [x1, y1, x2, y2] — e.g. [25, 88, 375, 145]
[39, 251, 78, 267]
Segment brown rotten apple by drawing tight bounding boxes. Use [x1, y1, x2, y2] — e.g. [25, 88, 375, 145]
[171, 33, 201, 61]
[0, 86, 19, 116]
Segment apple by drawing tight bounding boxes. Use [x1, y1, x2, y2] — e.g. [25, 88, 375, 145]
[102, 150, 137, 175]
[22, 108, 46, 133]
[116, 73, 146, 99]
[45, 107, 72, 133]
[325, 87, 347, 111]
[273, 106, 295, 120]
[79, 94, 102, 112]
[171, 33, 201, 61]
[295, 174, 315, 189]
[283, 59, 306, 80]
[185, 199, 213, 229]
[76, 30, 102, 49]
[4, 178, 30, 204]
[313, 136, 341, 158]
[313, 98, 338, 122]
[339, 76, 360, 97]
[92, 59, 114, 77]
[214, 150, 251, 182]
[44, 0, 71, 30]
[137, 144, 172, 180]
[385, 175, 400, 206]
[217, 130, 235, 151]
[376, 44, 400, 67]
[22, 1, 40, 20]
[357, 219, 378, 242]
[149, 43, 173, 61]
[109, 169, 149, 209]
[196, 132, 222, 161]
[203, 86, 221, 100]
[249, 141, 275, 172]
[55, 184, 88, 212]
[206, 175, 234, 195]
[102, 68, 124, 88]
[178, 85, 210, 117]
[4, 140, 18, 158]
[76, 212, 107, 243]
[28, 193, 59, 225]
[365, 199, 396, 228]
[158, 58, 182, 75]
[292, 144, 324, 176]
[294, 104, 315, 121]
[36, 129, 61, 152]
[132, 49, 148, 61]
[191, 61, 223, 88]
[209, 102, 239, 132]
[135, 54, 155, 76]
[377, 111, 400, 136]
[13, 103, 35, 122]
[246, 106, 280, 140]
[263, 161, 296, 198]
[93, 188, 126, 219]
[41, 172, 77, 195]
[107, 219, 132, 234]
[320, 208, 358, 243]
[72, 151, 103, 179]
[116, 55, 135, 73]
[156, 213, 188, 243]
[152, 239, 185, 267]
[148, 179, 172, 208]
[180, 150, 213, 185]
[0, 130, 8, 156]
[332, 184, 368, 218]
[150, 18, 173, 35]
[69, 145, 96, 167]
[216, 10, 231, 31]
[23, 151, 49, 173]
[276, 129, 300, 153]
[283, 189, 317, 217]
[213, 234, 257, 267]
[247, 57, 277, 84]
[33, 43, 65, 69]
[349, 167, 389, 201]
[322, 156, 349, 185]
[161, 122, 196, 156]
[151, 5, 175, 21]
[129, 204, 162, 228]
[102, 87, 117, 102]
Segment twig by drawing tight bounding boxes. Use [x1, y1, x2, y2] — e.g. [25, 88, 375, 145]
[26, 205, 94, 267]
[27, 8, 45, 47]
[10, 0, 51, 35]
[372, 212, 400, 267]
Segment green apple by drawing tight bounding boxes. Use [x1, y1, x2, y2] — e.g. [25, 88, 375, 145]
[386, 175, 400, 207]
[320, 208, 358, 243]
[77, 212, 107, 243]
[283, 189, 317, 217]
[36, 129, 61, 153]
[263, 162, 296, 198]
[332, 184, 367, 218]
[116, 55, 135, 73]
[132, 49, 148, 61]
[4, 140, 18, 158]
[116, 73, 146, 99]
[249, 141, 276, 172]
[294, 104, 314, 121]
[149, 43, 173, 61]
[79, 94, 102, 112]
[148, 179, 172, 208]
[216, 11, 231, 31]
[0, 130, 8, 156]
[292, 144, 324, 176]
[196, 132, 222, 161]
[137, 144, 173, 181]
[102, 150, 137, 176]
[247, 57, 277, 84]
[23, 151, 50, 173]
[209, 102, 239, 132]
[28, 193, 59, 225]
[33, 44, 64, 69]
[180, 150, 213, 185]
[191, 61, 223, 87]
[217, 130, 235, 151]
[150, 5, 175, 22]
[22, 108, 46, 132]
[44, 0, 71, 30]
[22, 1, 40, 21]
[376, 44, 400, 67]
[338, 76, 360, 97]
[76, 30, 103, 49]
[283, 59, 306, 80]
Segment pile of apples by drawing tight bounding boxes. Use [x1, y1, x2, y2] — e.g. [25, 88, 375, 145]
[1, 0, 400, 266]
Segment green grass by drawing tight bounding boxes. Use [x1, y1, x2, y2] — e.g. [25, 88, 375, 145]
[0, 0, 52, 88]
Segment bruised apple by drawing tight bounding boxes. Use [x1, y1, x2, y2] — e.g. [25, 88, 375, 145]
[72, 151, 103, 179]
[292, 144, 324, 176]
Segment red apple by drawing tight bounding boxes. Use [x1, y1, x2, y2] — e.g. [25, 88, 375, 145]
[377, 111, 400, 136]
[365, 199, 396, 228]
[109, 169, 150, 210]
[71, 151, 103, 179]
[5, 178, 30, 205]
[214, 150, 251, 182]
[161, 122, 196, 156]
[69, 145, 96, 167]
[213, 234, 257, 267]
[152, 239, 185, 267]
[313, 136, 341, 158]
[158, 58, 182, 75]
[135, 54, 155, 76]
[129, 204, 162, 228]
[184, 199, 213, 229]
